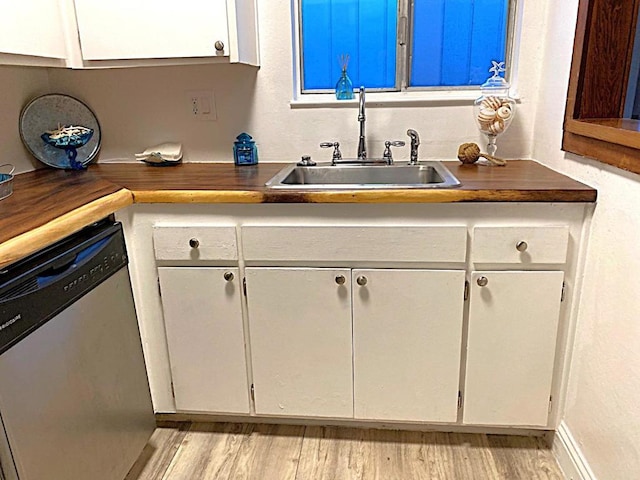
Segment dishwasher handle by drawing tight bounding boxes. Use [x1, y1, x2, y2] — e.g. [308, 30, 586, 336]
[36, 236, 111, 289]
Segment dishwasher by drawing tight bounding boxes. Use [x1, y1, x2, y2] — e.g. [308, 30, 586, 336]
[0, 218, 155, 480]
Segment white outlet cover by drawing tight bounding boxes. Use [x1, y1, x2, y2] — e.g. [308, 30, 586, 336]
[185, 90, 217, 121]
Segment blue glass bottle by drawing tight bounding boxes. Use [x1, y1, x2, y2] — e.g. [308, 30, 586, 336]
[335, 68, 354, 100]
[233, 133, 258, 166]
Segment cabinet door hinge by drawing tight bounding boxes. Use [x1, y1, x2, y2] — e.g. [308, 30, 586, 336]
[561, 282, 566, 302]
[457, 391, 463, 409]
[250, 384, 255, 403]
[157, 277, 162, 297]
[243, 277, 247, 296]
[464, 280, 470, 301]
[548, 395, 553, 414]
[170, 381, 175, 399]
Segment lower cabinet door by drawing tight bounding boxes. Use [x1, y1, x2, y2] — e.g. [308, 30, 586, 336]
[352, 269, 466, 423]
[158, 267, 250, 413]
[463, 271, 564, 427]
[245, 268, 353, 418]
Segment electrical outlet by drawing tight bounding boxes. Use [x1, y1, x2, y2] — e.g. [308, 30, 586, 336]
[186, 90, 217, 121]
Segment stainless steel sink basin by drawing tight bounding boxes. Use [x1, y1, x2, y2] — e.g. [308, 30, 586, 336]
[265, 162, 461, 190]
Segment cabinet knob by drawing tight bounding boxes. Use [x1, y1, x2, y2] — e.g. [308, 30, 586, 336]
[356, 276, 368, 286]
[214, 40, 225, 52]
[224, 271, 234, 282]
[516, 241, 528, 252]
[189, 238, 200, 249]
[335, 275, 346, 285]
[477, 276, 489, 287]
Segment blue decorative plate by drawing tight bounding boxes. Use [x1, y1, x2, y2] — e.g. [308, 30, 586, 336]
[19, 94, 101, 170]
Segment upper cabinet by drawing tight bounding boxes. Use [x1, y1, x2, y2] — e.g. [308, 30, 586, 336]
[0, 0, 259, 68]
[73, 0, 258, 66]
[0, 0, 70, 66]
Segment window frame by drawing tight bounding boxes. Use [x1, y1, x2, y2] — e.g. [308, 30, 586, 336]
[563, 0, 640, 174]
[293, 0, 520, 97]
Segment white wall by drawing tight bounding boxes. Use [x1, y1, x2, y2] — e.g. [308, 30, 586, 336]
[46, 0, 547, 164]
[0, 66, 50, 173]
[533, 1, 640, 478]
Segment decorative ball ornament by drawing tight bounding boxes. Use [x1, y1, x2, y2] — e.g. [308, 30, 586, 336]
[457, 142, 506, 166]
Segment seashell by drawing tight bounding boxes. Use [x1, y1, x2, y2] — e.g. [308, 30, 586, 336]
[497, 105, 512, 120]
[477, 108, 496, 124]
[481, 96, 502, 110]
[489, 119, 505, 135]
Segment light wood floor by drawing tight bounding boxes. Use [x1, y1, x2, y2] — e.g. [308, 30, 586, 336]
[126, 423, 564, 480]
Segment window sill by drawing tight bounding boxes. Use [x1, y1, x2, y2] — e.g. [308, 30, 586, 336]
[563, 118, 640, 175]
[290, 89, 511, 109]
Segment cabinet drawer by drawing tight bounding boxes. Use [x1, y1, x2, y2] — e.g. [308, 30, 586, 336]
[472, 226, 569, 264]
[153, 226, 238, 261]
[242, 226, 467, 263]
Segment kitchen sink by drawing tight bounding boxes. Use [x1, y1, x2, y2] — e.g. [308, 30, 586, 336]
[265, 162, 461, 190]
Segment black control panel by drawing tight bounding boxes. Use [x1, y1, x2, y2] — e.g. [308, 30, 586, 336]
[0, 221, 128, 354]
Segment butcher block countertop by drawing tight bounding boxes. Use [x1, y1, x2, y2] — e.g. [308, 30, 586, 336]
[0, 161, 596, 268]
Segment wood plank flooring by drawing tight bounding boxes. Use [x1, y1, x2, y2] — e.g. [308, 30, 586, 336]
[126, 423, 563, 480]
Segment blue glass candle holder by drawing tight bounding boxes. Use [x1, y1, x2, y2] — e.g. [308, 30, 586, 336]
[233, 133, 258, 166]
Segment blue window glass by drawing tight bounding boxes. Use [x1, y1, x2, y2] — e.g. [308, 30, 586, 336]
[300, 0, 398, 90]
[299, 0, 511, 92]
[411, 0, 509, 86]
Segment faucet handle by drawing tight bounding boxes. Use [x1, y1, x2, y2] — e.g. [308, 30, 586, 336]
[320, 141, 342, 164]
[382, 140, 405, 164]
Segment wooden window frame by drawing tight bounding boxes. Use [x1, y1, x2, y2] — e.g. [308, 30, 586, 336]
[563, 0, 640, 174]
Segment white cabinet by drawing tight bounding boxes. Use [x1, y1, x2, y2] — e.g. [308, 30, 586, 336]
[246, 267, 466, 423]
[158, 267, 250, 414]
[472, 226, 570, 265]
[463, 271, 564, 427]
[73, 0, 258, 65]
[1, 0, 258, 68]
[0, 0, 69, 66]
[122, 203, 588, 429]
[352, 269, 465, 423]
[153, 225, 238, 262]
[245, 268, 354, 418]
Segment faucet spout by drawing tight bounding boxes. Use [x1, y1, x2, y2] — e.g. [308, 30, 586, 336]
[357, 87, 366, 160]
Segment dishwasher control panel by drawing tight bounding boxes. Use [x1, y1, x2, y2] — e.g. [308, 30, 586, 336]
[0, 221, 128, 355]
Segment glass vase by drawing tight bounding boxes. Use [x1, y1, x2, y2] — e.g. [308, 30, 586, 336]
[473, 62, 516, 157]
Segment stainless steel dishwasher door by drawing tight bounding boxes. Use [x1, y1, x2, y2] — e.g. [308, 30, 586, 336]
[0, 267, 154, 480]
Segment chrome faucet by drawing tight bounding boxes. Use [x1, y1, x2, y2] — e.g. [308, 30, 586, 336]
[407, 129, 420, 165]
[357, 87, 366, 161]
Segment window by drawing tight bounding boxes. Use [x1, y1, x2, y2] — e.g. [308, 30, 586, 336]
[563, 0, 640, 174]
[298, 0, 515, 93]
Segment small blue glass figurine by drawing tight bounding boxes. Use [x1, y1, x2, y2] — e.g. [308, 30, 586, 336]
[41, 125, 93, 170]
[233, 133, 258, 166]
[335, 54, 354, 100]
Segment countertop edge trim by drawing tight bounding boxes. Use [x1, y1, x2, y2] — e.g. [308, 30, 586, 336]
[131, 190, 266, 203]
[129, 189, 597, 204]
[0, 189, 133, 269]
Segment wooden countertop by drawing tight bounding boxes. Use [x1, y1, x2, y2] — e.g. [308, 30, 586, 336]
[0, 161, 596, 268]
[92, 161, 596, 203]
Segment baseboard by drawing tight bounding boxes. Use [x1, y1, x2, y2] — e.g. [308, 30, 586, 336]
[552, 421, 597, 480]
[155, 412, 546, 436]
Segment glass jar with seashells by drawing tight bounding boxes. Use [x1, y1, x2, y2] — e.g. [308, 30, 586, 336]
[473, 61, 516, 157]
